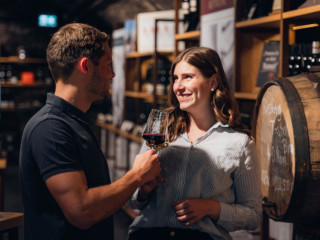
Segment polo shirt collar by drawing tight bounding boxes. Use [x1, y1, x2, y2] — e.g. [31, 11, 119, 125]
[46, 93, 89, 124]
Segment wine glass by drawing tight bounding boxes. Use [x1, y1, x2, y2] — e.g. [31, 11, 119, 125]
[142, 109, 169, 152]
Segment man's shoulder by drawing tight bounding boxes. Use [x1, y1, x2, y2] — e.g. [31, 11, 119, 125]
[23, 104, 70, 141]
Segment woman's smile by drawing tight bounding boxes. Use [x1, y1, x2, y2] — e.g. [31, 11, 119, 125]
[176, 92, 192, 102]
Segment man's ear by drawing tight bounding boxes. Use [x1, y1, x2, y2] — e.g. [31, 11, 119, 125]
[79, 57, 89, 73]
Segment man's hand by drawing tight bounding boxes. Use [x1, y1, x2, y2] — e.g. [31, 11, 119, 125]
[131, 150, 161, 185]
[138, 175, 163, 201]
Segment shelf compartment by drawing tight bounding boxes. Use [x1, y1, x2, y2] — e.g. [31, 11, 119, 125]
[175, 30, 201, 41]
[96, 121, 142, 143]
[236, 14, 281, 29]
[235, 30, 280, 94]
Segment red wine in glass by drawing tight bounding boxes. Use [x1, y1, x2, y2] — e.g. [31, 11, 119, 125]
[142, 133, 166, 146]
[142, 109, 169, 150]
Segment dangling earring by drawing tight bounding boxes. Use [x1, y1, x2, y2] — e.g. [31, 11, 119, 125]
[211, 88, 215, 92]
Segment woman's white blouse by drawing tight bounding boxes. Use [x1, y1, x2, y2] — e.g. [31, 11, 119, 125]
[127, 122, 262, 240]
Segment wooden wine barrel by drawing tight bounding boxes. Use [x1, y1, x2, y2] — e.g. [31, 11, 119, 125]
[252, 72, 320, 226]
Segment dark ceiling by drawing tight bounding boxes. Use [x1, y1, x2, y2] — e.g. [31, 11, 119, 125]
[0, 0, 173, 57]
[0, 0, 174, 32]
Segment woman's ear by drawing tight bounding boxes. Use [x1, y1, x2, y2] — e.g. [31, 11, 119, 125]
[79, 57, 89, 74]
[210, 73, 218, 90]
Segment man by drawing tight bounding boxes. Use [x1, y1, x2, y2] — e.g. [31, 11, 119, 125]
[19, 23, 161, 240]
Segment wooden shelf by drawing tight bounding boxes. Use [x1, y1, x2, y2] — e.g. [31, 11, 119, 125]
[0, 212, 23, 232]
[125, 91, 168, 102]
[126, 51, 172, 59]
[125, 91, 153, 100]
[175, 30, 201, 41]
[0, 158, 7, 170]
[1, 82, 51, 88]
[0, 57, 46, 64]
[1, 106, 42, 112]
[109, 90, 168, 102]
[126, 52, 153, 58]
[96, 121, 142, 143]
[234, 91, 258, 100]
[283, 5, 320, 19]
[236, 14, 281, 29]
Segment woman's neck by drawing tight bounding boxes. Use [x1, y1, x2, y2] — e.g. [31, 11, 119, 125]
[187, 111, 216, 143]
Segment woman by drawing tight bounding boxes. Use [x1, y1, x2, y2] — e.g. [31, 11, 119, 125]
[127, 47, 262, 240]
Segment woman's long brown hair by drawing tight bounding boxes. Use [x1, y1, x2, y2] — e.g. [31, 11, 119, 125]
[166, 47, 250, 142]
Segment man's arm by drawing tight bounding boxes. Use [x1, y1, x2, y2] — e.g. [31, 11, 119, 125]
[45, 149, 160, 229]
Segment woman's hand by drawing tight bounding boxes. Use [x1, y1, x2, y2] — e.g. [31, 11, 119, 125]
[172, 198, 220, 226]
[137, 175, 163, 202]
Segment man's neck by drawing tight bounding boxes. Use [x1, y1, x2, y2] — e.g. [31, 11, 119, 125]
[55, 81, 91, 113]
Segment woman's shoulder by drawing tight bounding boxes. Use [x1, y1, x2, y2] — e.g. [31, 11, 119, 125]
[216, 124, 253, 146]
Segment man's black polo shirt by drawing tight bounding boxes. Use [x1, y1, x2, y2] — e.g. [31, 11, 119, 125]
[19, 93, 113, 240]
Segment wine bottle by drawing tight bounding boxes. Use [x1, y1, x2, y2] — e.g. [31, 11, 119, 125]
[311, 41, 319, 67]
[156, 57, 171, 95]
[5, 65, 13, 82]
[305, 42, 313, 72]
[293, 44, 302, 76]
[288, 45, 295, 76]
[314, 41, 320, 67]
[301, 43, 310, 73]
[36, 68, 44, 82]
[138, 102, 152, 125]
[187, 0, 200, 32]
[181, 0, 190, 32]
[143, 63, 154, 94]
[0, 65, 6, 83]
